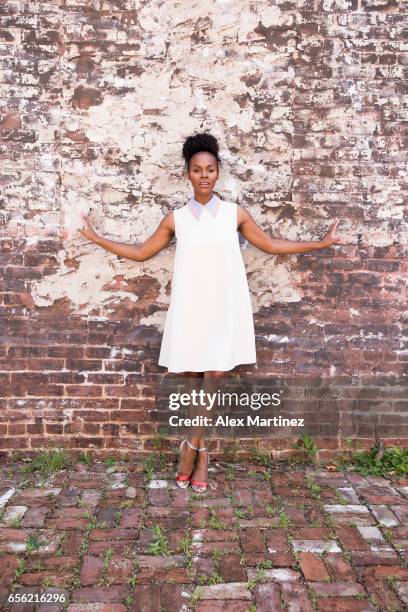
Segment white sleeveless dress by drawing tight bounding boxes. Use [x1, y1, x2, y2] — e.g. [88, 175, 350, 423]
[158, 195, 257, 373]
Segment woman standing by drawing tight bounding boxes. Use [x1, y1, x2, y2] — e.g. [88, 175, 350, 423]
[78, 132, 343, 492]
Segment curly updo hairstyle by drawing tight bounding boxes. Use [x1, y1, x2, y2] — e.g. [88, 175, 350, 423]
[182, 132, 222, 172]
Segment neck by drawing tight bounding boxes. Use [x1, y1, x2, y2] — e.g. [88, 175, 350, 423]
[193, 192, 213, 205]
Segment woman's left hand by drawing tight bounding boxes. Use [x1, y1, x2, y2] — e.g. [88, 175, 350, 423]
[320, 218, 344, 247]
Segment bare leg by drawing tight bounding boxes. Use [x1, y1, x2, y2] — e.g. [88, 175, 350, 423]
[191, 370, 226, 491]
[176, 371, 204, 484]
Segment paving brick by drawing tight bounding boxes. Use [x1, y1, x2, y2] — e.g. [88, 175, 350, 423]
[351, 551, 399, 565]
[130, 584, 161, 611]
[192, 541, 241, 556]
[394, 581, 408, 605]
[391, 505, 408, 524]
[68, 606, 127, 611]
[119, 508, 142, 528]
[290, 527, 331, 539]
[0, 488, 16, 508]
[364, 576, 403, 611]
[71, 586, 129, 603]
[219, 554, 247, 582]
[194, 583, 252, 600]
[161, 584, 191, 611]
[80, 555, 104, 585]
[316, 599, 375, 611]
[89, 528, 139, 542]
[105, 555, 137, 583]
[323, 553, 356, 581]
[3, 459, 408, 611]
[254, 582, 282, 611]
[264, 529, 290, 551]
[246, 568, 300, 583]
[192, 555, 215, 580]
[336, 526, 370, 551]
[244, 551, 291, 567]
[335, 487, 360, 504]
[292, 539, 341, 553]
[0, 554, 20, 586]
[308, 581, 366, 597]
[324, 504, 370, 514]
[299, 552, 330, 581]
[357, 525, 393, 552]
[239, 527, 265, 553]
[367, 565, 408, 579]
[149, 489, 170, 506]
[195, 602, 251, 612]
[193, 529, 237, 542]
[280, 582, 314, 611]
[21, 506, 48, 528]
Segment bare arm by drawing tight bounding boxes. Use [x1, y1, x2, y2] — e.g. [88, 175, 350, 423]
[237, 206, 343, 254]
[78, 212, 175, 262]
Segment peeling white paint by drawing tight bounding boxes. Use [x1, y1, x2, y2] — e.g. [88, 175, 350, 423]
[263, 335, 289, 343]
[31, 236, 303, 326]
[8, 0, 404, 350]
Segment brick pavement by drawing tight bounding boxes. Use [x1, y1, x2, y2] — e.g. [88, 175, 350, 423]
[1, 457, 408, 611]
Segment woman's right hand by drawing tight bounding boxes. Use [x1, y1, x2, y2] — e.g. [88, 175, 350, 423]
[78, 213, 100, 242]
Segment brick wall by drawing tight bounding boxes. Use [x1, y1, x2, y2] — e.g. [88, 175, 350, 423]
[0, 0, 407, 459]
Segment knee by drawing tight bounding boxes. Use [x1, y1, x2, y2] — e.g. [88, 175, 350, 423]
[204, 370, 225, 380]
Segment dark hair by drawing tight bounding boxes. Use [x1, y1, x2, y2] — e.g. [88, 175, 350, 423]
[182, 132, 222, 172]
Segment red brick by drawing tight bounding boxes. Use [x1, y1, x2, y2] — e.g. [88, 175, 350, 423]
[193, 541, 241, 556]
[324, 553, 356, 581]
[364, 576, 403, 610]
[0, 554, 21, 586]
[72, 585, 129, 603]
[351, 551, 398, 566]
[80, 556, 104, 585]
[254, 583, 283, 611]
[335, 527, 370, 551]
[219, 554, 247, 582]
[280, 582, 314, 611]
[195, 602, 250, 612]
[130, 584, 161, 611]
[161, 584, 190, 611]
[317, 599, 373, 611]
[299, 552, 330, 581]
[368, 565, 408, 579]
[240, 528, 265, 553]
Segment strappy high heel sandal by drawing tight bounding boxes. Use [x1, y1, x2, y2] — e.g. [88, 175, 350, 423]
[191, 446, 209, 493]
[175, 438, 198, 489]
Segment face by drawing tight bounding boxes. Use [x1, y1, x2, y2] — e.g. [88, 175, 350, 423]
[187, 151, 219, 196]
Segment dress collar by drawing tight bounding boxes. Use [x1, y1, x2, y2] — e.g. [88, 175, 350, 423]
[187, 194, 220, 220]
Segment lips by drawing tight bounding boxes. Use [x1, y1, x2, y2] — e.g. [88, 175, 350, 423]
[200, 183, 209, 186]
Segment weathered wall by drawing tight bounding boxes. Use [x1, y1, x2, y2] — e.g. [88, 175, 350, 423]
[0, 0, 407, 458]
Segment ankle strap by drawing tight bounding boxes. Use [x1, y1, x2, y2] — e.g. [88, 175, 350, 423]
[185, 439, 199, 451]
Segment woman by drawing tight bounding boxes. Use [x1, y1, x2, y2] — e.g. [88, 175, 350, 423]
[78, 132, 343, 493]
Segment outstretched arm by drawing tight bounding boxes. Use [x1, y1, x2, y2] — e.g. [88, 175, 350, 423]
[77, 212, 175, 261]
[237, 206, 343, 254]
